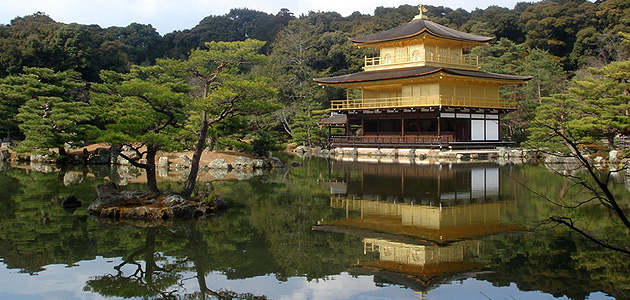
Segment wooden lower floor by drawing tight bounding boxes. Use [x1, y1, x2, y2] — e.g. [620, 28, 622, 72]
[321, 107, 513, 149]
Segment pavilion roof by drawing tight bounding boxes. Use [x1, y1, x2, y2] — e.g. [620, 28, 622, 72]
[319, 113, 348, 124]
[313, 66, 532, 85]
[349, 18, 494, 45]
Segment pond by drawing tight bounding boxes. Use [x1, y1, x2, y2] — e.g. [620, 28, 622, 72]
[0, 155, 628, 300]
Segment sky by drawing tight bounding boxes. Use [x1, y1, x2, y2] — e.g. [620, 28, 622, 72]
[1, 0, 531, 35]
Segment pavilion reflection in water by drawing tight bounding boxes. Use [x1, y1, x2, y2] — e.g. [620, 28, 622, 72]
[317, 161, 523, 296]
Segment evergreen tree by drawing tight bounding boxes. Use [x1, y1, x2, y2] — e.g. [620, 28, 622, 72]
[164, 39, 278, 197]
[90, 66, 192, 193]
[527, 60, 630, 151]
[9, 67, 92, 154]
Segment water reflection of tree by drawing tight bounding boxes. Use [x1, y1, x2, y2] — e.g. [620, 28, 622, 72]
[476, 232, 630, 300]
[85, 221, 269, 300]
[84, 227, 181, 298]
[181, 221, 268, 300]
[217, 174, 365, 281]
[0, 167, 102, 274]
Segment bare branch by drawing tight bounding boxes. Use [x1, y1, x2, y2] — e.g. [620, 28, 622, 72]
[549, 216, 630, 255]
[544, 124, 630, 230]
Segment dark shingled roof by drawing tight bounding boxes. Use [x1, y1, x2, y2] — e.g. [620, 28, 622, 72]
[313, 66, 532, 84]
[319, 113, 347, 124]
[350, 19, 494, 44]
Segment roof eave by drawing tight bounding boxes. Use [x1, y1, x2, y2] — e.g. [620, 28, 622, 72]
[313, 68, 444, 86]
[314, 68, 531, 87]
[349, 29, 494, 46]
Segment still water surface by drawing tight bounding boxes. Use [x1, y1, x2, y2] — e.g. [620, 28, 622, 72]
[0, 155, 628, 300]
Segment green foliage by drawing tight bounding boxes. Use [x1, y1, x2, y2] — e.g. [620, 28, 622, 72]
[90, 66, 191, 152]
[528, 59, 630, 151]
[520, 48, 567, 103]
[166, 39, 279, 144]
[167, 39, 280, 196]
[8, 68, 94, 152]
[0, 13, 63, 76]
[265, 12, 369, 140]
[574, 60, 630, 143]
[0, 13, 165, 80]
[520, 0, 598, 68]
[161, 8, 293, 59]
[90, 65, 193, 192]
[290, 107, 329, 148]
[102, 23, 162, 66]
[471, 39, 567, 143]
[16, 96, 94, 153]
[527, 93, 592, 152]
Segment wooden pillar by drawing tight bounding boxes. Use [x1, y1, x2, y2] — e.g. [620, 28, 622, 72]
[327, 126, 331, 145]
[437, 114, 442, 138]
[401, 117, 405, 136]
[497, 113, 501, 142]
[361, 118, 364, 136]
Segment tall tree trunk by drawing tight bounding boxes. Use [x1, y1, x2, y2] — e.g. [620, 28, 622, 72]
[145, 145, 159, 194]
[185, 222, 223, 299]
[143, 228, 157, 285]
[181, 113, 210, 197]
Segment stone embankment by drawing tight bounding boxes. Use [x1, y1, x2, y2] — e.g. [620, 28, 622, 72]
[0, 145, 284, 172]
[289, 145, 541, 162]
[289, 145, 630, 171]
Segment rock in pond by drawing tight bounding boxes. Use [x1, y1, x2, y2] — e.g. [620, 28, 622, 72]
[87, 182, 223, 221]
[164, 194, 187, 207]
[62, 195, 82, 208]
[232, 156, 254, 170]
[87, 148, 111, 165]
[208, 158, 231, 169]
[87, 182, 151, 214]
[267, 157, 285, 168]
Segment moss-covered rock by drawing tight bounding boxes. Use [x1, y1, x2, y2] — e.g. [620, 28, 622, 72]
[88, 181, 226, 221]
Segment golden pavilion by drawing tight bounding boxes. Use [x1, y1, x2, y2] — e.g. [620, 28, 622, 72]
[315, 5, 531, 149]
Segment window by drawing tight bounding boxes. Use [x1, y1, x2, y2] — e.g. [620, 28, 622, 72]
[441, 119, 455, 132]
[405, 119, 436, 134]
[364, 120, 378, 133]
[383, 54, 392, 64]
[405, 119, 420, 133]
[364, 119, 401, 134]
[420, 119, 437, 132]
[452, 53, 460, 64]
[411, 50, 421, 62]
[380, 119, 401, 133]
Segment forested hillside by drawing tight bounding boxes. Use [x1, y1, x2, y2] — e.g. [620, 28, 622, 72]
[0, 0, 628, 151]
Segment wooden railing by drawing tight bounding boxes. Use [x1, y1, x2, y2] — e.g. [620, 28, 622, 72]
[329, 135, 515, 148]
[330, 135, 454, 147]
[364, 54, 478, 69]
[330, 96, 516, 110]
